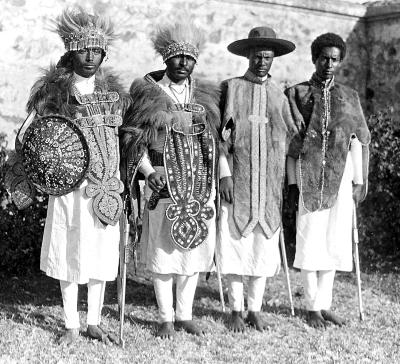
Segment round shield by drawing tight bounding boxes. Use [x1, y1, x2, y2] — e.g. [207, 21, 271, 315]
[22, 114, 90, 196]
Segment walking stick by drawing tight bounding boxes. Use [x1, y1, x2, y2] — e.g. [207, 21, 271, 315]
[279, 228, 295, 316]
[214, 253, 226, 312]
[214, 181, 226, 312]
[352, 201, 364, 321]
[117, 198, 131, 348]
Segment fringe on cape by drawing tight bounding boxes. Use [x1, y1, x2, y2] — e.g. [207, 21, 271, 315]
[119, 71, 221, 176]
[26, 64, 130, 117]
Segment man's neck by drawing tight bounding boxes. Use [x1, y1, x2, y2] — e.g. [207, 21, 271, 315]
[311, 72, 335, 89]
[244, 69, 270, 84]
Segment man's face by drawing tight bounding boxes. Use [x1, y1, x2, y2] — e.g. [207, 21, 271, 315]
[71, 47, 104, 78]
[314, 46, 342, 80]
[165, 55, 196, 84]
[248, 48, 274, 78]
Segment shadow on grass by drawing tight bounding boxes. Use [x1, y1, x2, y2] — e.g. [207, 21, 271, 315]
[0, 272, 160, 337]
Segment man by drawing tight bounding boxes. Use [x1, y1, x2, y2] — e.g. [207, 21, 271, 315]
[120, 21, 220, 339]
[23, 8, 129, 344]
[285, 33, 370, 329]
[218, 27, 297, 332]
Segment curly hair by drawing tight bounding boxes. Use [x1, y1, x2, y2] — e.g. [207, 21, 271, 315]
[56, 51, 74, 70]
[311, 33, 346, 63]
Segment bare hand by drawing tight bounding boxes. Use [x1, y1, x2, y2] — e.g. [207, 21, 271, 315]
[220, 176, 234, 204]
[352, 184, 364, 205]
[148, 172, 166, 193]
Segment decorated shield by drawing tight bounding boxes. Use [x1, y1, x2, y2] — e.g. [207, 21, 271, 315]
[22, 114, 90, 196]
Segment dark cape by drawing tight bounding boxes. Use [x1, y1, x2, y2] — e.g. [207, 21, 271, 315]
[119, 70, 221, 193]
[286, 75, 371, 212]
[119, 70, 221, 249]
[22, 64, 131, 225]
[27, 64, 131, 116]
[219, 72, 299, 238]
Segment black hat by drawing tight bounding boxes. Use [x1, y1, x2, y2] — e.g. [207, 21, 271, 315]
[227, 27, 295, 57]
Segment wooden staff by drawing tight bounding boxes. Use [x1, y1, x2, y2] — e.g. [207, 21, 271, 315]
[215, 181, 226, 312]
[117, 199, 131, 348]
[352, 201, 364, 321]
[279, 228, 295, 316]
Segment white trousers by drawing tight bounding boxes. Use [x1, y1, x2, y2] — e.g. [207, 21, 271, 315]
[153, 273, 199, 323]
[60, 279, 106, 329]
[227, 274, 267, 312]
[301, 269, 336, 311]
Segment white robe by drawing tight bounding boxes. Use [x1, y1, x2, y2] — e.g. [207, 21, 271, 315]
[217, 202, 281, 277]
[40, 73, 120, 284]
[137, 74, 216, 276]
[139, 167, 216, 275]
[294, 152, 357, 272]
[216, 151, 281, 277]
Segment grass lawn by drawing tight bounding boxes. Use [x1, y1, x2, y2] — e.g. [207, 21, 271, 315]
[1, 265, 400, 364]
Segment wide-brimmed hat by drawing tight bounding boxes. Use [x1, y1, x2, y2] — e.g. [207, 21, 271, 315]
[228, 27, 295, 57]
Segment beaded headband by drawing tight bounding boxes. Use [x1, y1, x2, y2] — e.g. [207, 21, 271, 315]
[62, 25, 108, 52]
[161, 41, 199, 62]
[55, 8, 113, 53]
[152, 21, 204, 63]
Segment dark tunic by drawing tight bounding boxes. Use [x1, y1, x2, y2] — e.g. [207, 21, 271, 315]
[220, 71, 298, 238]
[286, 74, 370, 212]
[25, 65, 130, 225]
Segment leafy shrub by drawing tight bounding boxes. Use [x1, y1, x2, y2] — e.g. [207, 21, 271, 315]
[1, 107, 400, 274]
[357, 108, 400, 271]
[0, 132, 48, 275]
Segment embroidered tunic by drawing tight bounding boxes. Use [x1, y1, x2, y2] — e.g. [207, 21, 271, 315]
[217, 71, 298, 276]
[286, 74, 370, 271]
[26, 67, 129, 283]
[120, 70, 220, 275]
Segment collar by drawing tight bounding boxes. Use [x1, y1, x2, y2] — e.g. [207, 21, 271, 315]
[73, 72, 96, 95]
[244, 69, 270, 84]
[310, 72, 335, 90]
[159, 73, 189, 92]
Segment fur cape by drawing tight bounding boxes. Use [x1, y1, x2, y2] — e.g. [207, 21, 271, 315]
[119, 70, 221, 186]
[26, 64, 131, 117]
[286, 77, 370, 211]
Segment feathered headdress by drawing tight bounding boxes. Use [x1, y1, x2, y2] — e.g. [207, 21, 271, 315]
[152, 20, 205, 62]
[54, 7, 114, 53]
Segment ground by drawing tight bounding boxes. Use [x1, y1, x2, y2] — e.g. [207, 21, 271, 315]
[0, 266, 400, 363]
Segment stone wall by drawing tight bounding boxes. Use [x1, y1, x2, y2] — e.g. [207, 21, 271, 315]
[365, 3, 400, 115]
[0, 0, 397, 142]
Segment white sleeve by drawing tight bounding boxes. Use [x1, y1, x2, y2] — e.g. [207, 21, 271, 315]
[138, 151, 156, 178]
[286, 156, 297, 185]
[219, 152, 231, 179]
[350, 136, 363, 184]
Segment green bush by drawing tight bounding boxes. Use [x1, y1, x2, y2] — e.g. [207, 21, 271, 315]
[0, 132, 48, 275]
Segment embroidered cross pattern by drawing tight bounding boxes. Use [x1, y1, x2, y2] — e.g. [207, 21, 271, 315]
[164, 117, 215, 250]
[74, 87, 124, 225]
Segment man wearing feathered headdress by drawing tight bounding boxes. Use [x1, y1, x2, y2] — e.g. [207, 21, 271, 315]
[120, 21, 220, 339]
[285, 33, 370, 328]
[22, 7, 130, 344]
[218, 27, 298, 332]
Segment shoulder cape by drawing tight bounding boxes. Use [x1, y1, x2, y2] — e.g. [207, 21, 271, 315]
[119, 70, 221, 189]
